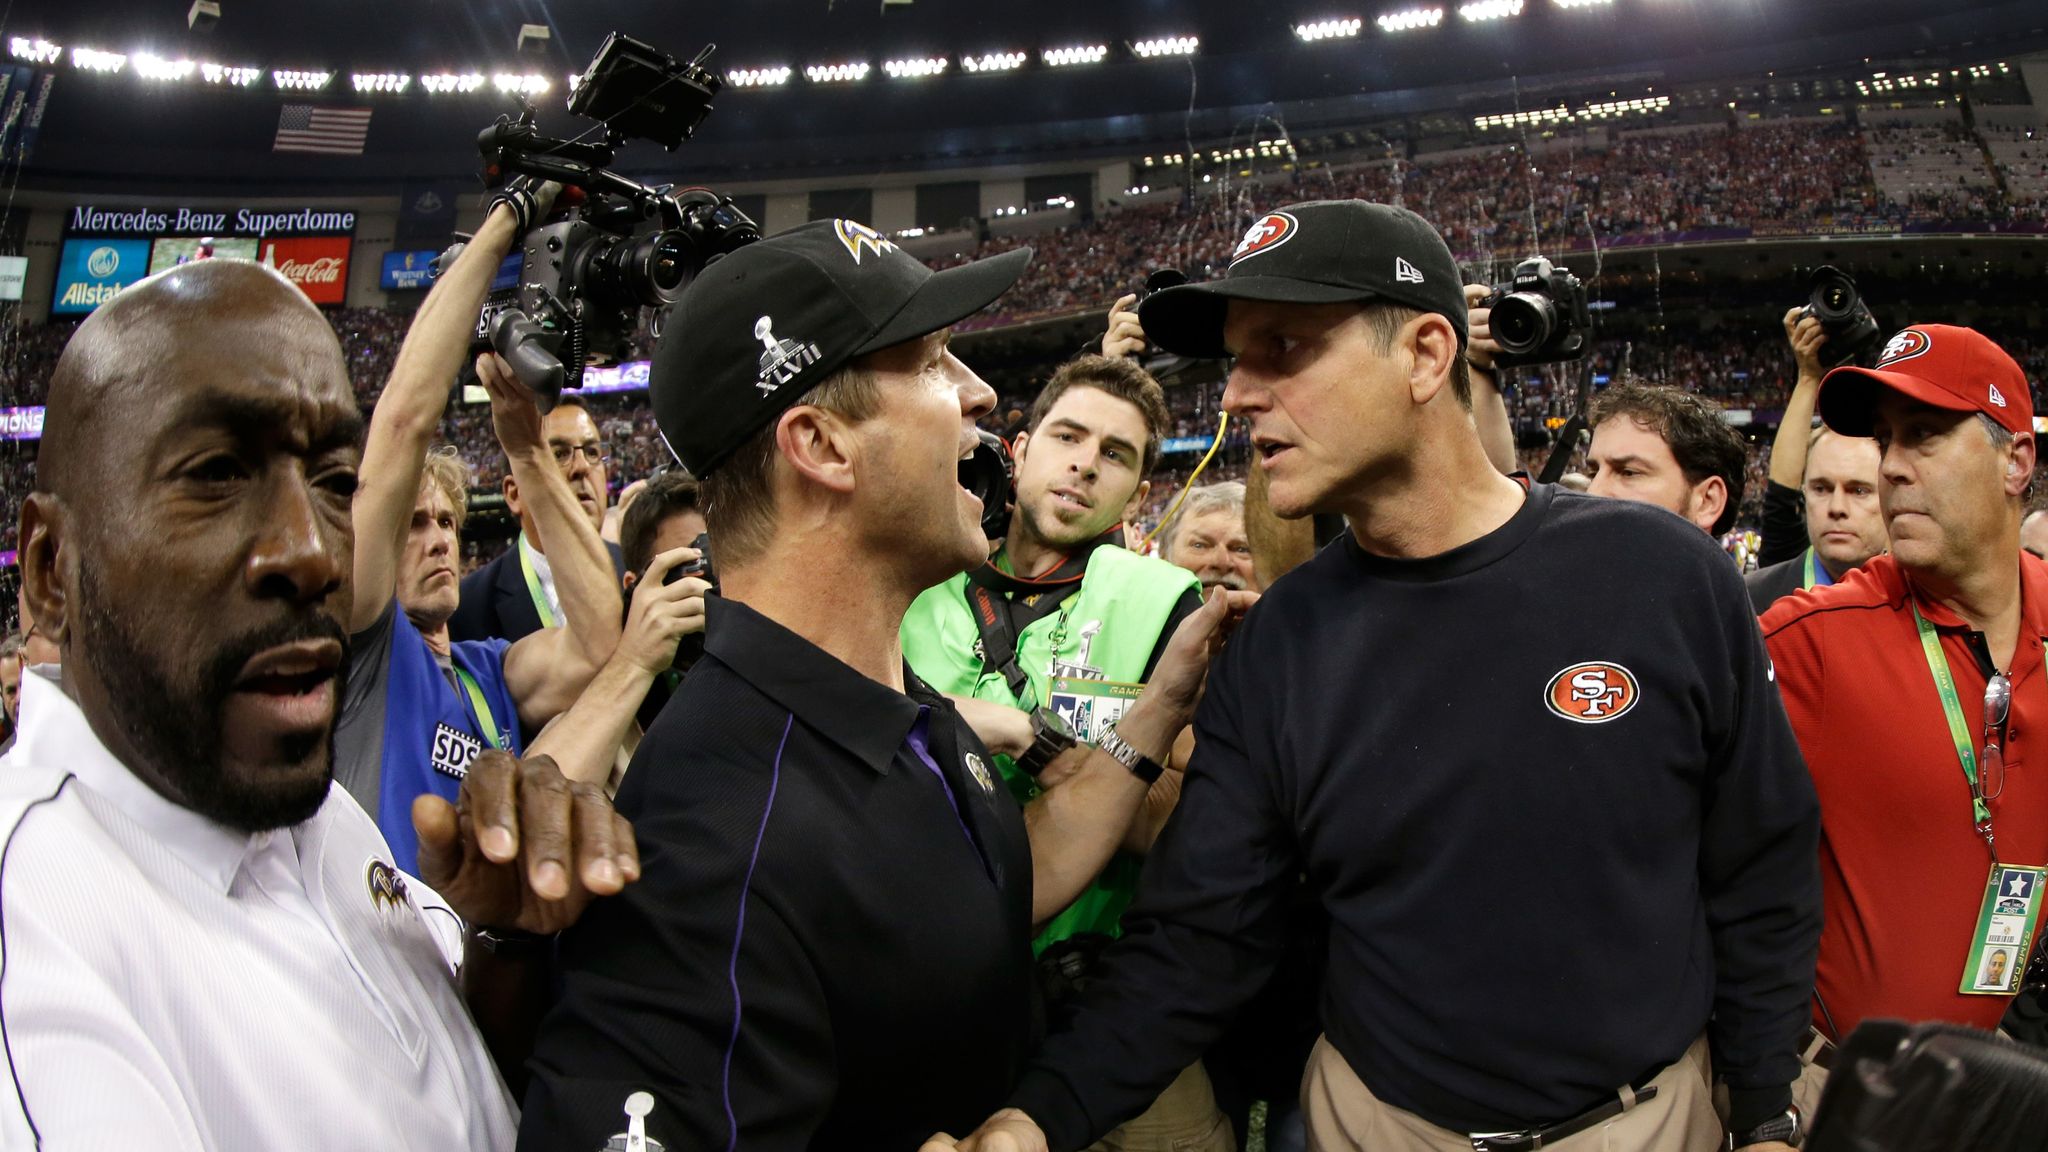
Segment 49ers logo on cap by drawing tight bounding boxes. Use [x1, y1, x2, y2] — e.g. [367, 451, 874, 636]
[1876, 328, 1933, 368]
[1232, 212, 1298, 264]
[1544, 661, 1639, 724]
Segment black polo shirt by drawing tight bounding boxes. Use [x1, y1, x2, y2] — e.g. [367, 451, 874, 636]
[519, 596, 1038, 1152]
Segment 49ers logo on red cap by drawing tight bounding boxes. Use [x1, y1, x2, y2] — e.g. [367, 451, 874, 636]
[1876, 328, 1933, 368]
[1232, 212, 1298, 264]
[1544, 661, 1639, 724]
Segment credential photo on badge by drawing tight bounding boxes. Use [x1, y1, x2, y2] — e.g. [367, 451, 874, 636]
[1976, 946, 2019, 992]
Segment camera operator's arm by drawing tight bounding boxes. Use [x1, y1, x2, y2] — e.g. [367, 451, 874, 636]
[1022, 588, 1253, 927]
[478, 353, 625, 729]
[527, 547, 710, 788]
[348, 199, 543, 634]
[1464, 284, 1517, 476]
[1759, 308, 1829, 568]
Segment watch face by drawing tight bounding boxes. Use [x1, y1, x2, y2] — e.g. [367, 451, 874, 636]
[1036, 706, 1076, 740]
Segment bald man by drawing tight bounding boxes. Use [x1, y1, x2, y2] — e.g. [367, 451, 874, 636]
[0, 258, 635, 1147]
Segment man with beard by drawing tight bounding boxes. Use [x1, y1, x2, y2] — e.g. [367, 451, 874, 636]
[334, 185, 622, 873]
[1159, 481, 1257, 592]
[0, 258, 636, 1147]
[900, 353, 1217, 1150]
[448, 392, 628, 646]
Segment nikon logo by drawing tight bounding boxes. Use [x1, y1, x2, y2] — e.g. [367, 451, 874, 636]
[59, 281, 123, 307]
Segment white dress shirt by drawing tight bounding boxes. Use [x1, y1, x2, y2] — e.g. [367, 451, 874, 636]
[0, 668, 517, 1149]
[522, 531, 563, 623]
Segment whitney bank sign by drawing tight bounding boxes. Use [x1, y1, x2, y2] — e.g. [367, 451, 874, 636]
[68, 205, 358, 237]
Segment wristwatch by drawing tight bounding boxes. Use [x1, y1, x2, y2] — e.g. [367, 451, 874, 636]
[1096, 725, 1166, 785]
[1015, 707, 1079, 777]
[1727, 1108, 1801, 1149]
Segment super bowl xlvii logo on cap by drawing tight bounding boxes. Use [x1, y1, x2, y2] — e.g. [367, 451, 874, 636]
[1877, 328, 1933, 368]
[833, 219, 898, 264]
[754, 315, 821, 396]
[1231, 212, 1298, 264]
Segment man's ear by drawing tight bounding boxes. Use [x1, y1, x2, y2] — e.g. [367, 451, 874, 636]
[1121, 479, 1152, 524]
[621, 570, 639, 595]
[776, 405, 859, 496]
[1406, 313, 1461, 408]
[2006, 433, 2036, 502]
[502, 472, 524, 520]
[1011, 429, 1032, 465]
[18, 493, 69, 648]
[1691, 475, 1729, 535]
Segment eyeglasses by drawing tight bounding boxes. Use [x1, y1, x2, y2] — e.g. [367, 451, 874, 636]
[1980, 672, 2012, 802]
[548, 441, 611, 469]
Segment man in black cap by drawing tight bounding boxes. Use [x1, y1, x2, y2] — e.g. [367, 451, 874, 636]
[928, 201, 1819, 1152]
[516, 219, 1247, 1152]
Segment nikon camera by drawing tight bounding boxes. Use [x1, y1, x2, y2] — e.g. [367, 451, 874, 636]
[1486, 256, 1591, 369]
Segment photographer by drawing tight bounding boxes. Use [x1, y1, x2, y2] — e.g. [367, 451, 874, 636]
[1585, 382, 1748, 538]
[931, 200, 1817, 1152]
[334, 184, 624, 874]
[518, 220, 1250, 1152]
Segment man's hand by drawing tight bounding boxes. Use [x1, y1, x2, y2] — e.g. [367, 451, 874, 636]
[949, 694, 1036, 759]
[1783, 306, 1827, 385]
[1741, 1144, 1796, 1152]
[477, 351, 548, 459]
[618, 546, 712, 675]
[1102, 293, 1147, 358]
[921, 1109, 1049, 1152]
[1120, 586, 1258, 757]
[1465, 283, 1501, 372]
[412, 749, 640, 935]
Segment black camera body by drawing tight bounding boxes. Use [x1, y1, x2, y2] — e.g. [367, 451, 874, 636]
[444, 33, 760, 409]
[961, 428, 1016, 541]
[1802, 265, 1882, 369]
[1487, 256, 1591, 369]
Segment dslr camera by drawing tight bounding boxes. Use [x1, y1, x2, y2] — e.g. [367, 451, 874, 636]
[441, 33, 761, 409]
[1486, 256, 1591, 369]
[1800, 265, 1882, 369]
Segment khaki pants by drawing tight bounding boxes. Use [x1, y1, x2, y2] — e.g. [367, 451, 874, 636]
[1087, 1062, 1237, 1152]
[1301, 1035, 1721, 1152]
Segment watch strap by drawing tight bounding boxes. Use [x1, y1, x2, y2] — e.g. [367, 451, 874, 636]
[1097, 726, 1165, 785]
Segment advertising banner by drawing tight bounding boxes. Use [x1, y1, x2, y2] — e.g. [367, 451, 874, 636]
[260, 235, 353, 305]
[149, 236, 258, 275]
[573, 360, 651, 395]
[0, 255, 25, 301]
[0, 405, 44, 441]
[51, 237, 151, 315]
[382, 249, 440, 291]
[67, 205, 358, 238]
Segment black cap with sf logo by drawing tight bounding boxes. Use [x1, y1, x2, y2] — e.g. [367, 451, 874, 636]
[1138, 200, 1468, 359]
[651, 219, 1031, 477]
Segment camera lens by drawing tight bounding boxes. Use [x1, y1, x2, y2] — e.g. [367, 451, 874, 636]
[1492, 293, 1555, 354]
[1808, 268, 1861, 324]
[585, 230, 691, 308]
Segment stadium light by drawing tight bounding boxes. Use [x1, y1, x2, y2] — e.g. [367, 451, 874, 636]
[961, 51, 1027, 73]
[272, 69, 333, 90]
[1132, 36, 1199, 58]
[72, 47, 128, 73]
[882, 56, 948, 79]
[805, 61, 870, 83]
[1295, 18, 1364, 41]
[1553, 0, 1612, 7]
[726, 66, 792, 88]
[201, 62, 261, 86]
[9, 38, 61, 65]
[1458, 0, 1524, 23]
[1376, 7, 1444, 32]
[352, 72, 412, 94]
[421, 72, 486, 94]
[133, 53, 197, 81]
[1042, 44, 1108, 67]
[493, 72, 549, 95]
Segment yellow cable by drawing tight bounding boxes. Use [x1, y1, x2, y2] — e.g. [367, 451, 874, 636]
[1139, 410, 1231, 551]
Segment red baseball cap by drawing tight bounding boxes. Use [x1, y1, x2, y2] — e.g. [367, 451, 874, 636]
[1818, 324, 2033, 439]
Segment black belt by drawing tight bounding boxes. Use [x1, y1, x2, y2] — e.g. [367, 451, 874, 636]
[1468, 1085, 1660, 1152]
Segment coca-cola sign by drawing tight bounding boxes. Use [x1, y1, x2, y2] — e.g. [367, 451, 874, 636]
[259, 236, 353, 305]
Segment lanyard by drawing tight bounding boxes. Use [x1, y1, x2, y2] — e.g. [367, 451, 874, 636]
[518, 534, 558, 629]
[1802, 548, 1818, 591]
[454, 666, 510, 752]
[1801, 547, 1836, 591]
[1911, 601, 1997, 862]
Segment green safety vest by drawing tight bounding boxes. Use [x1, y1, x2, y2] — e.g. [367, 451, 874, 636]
[902, 545, 1200, 953]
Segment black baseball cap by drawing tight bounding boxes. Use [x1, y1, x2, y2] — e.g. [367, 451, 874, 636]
[651, 219, 1031, 476]
[1139, 200, 1468, 359]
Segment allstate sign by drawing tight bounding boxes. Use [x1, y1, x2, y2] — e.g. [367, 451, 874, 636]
[52, 237, 152, 315]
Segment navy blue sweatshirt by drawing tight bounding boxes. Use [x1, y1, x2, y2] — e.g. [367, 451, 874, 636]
[1008, 484, 1822, 1147]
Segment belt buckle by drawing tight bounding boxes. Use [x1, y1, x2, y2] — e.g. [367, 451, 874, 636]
[1470, 1132, 1540, 1152]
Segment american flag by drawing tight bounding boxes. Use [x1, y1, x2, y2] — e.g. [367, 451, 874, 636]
[273, 104, 371, 154]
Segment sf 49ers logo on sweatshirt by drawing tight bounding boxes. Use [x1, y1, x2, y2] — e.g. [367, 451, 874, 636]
[1544, 661, 1639, 723]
